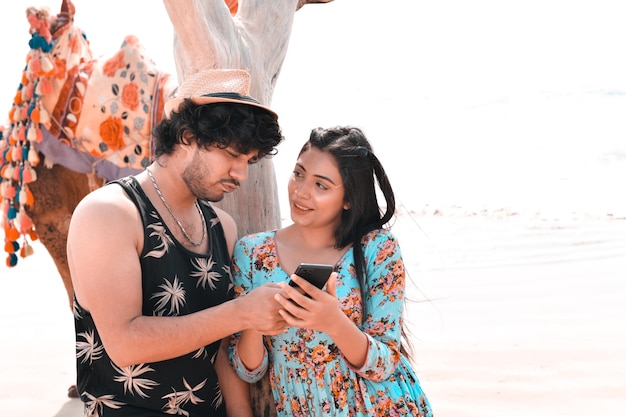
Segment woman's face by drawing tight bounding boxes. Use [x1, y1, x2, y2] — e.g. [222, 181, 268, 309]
[288, 148, 347, 229]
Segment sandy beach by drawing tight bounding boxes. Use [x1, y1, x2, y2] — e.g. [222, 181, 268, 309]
[2, 0, 626, 416]
[2, 212, 625, 417]
[399, 213, 626, 417]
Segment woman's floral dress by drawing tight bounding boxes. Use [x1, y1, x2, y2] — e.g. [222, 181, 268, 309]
[228, 229, 433, 417]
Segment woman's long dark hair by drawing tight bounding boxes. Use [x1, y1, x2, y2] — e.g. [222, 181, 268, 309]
[299, 126, 414, 360]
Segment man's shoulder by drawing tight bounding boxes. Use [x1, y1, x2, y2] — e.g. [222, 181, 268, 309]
[72, 179, 137, 220]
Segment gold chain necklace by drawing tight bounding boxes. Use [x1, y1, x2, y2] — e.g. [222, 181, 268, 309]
[146, 167, 207, 246]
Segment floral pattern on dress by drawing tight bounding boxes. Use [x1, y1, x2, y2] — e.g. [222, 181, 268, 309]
[228, 229, 433, 416]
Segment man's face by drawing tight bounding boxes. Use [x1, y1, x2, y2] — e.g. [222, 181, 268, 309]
[182, 144, 260, 202]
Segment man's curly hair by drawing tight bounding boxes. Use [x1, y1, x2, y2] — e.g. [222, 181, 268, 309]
[152, 99, 283, 160]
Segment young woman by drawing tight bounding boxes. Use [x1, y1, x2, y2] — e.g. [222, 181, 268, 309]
[228, 126, 433, 416]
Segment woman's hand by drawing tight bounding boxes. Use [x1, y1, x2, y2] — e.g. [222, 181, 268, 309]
[275, 272, 343, 334]
[276, 272, 369, 368]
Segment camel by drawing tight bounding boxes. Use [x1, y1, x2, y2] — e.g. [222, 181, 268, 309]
[1, 0, 178, 302]
[1, 0, 332, 414]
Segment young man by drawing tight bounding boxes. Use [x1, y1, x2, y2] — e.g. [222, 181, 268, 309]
[67, 69, 286, 417]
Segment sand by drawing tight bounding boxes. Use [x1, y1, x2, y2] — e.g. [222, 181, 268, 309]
[1, 212, 625, 417]
[398, 213, 626, 417]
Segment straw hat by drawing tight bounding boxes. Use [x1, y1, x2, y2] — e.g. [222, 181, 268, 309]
[163, 69, 277, 118]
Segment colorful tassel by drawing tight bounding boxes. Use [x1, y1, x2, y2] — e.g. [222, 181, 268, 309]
[29, 57, 41, 75]
[39, 107, 50, 125]
[14, 90, 24, 105]
[22, 165, 36, 184]
[4, 182, 16, 199]
[5, 226, 20, 241]
[11, 126, 19, 142]
[31, 106, 40, 124]
[27, 124, 37, 141]
[7, 202, 16, 220]
[3, 165, 15, 180]
[12, 145, 23, 162]
[20, 241, 34, 257]
[16, 209, 34, 234]
[23, 83, 34, 101]
[40, 56, 54, 74]
[7, 253, 18, 267]
[12, 166, 21, 181]
[21, 105, 30, 120]
[28, 148, 40, 165]
[4, 240, 19, 253]
[21, 186, 34, 207]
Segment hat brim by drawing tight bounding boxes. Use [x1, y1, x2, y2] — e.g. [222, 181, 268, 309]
[163, 93, 278, 119]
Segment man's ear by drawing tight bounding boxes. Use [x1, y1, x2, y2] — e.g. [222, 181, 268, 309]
[182, 130, 195, 144]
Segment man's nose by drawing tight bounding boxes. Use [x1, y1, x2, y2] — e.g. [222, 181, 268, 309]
[230, 159, 249, 183]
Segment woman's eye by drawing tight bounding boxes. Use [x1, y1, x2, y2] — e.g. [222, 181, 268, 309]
[292, 170, 303, 178]
[316, 182, 329, 191]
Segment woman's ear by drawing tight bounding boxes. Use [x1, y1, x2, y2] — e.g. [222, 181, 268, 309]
[343, 202, 350, 210]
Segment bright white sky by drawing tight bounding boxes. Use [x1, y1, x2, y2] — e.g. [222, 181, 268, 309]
[1, 0, 625, 216]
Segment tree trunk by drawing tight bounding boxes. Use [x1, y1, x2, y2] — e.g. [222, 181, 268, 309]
[162, 1, 305, 414]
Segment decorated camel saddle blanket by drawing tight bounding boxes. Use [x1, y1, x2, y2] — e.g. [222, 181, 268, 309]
[0, 0, 176, 266]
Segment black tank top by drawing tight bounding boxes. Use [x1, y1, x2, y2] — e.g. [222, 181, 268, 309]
[74, 176, 231, 416]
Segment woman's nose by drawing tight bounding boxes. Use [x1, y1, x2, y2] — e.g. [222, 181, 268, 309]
[294, 180, 314, 198]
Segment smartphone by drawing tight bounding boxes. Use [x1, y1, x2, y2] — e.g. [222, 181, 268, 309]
[289, 263, 334, 290]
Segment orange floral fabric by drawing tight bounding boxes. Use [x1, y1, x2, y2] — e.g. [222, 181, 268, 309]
[47, 32, 175, 169]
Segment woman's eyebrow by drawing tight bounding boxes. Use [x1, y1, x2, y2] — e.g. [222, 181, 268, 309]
[314, 174, 339, 185]
[295, 162, 340, 185]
